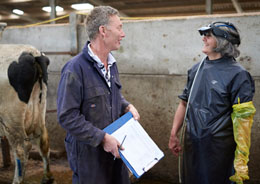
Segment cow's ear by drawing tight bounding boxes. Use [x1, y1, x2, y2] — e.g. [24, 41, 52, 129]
[8, 52, 37, 103]
[40, 52, 50, 66]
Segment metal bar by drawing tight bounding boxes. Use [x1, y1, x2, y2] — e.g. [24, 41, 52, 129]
[49, 0, 56, 24]
[43, 51, 72, 55]
[69, 13, 78, 55]
[1, 136, 11, 168]
[206, 0, 213, 14]
[231, 0, 243, 13]
[46, 109, 57, 113]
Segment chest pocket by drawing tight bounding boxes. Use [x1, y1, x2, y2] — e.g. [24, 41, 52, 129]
[85, 86, 105, 100]
[84, 86, 106, 112]
[83, 86, 107, 125]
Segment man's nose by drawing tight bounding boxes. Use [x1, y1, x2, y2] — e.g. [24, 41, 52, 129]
[121, 30, 125, 38]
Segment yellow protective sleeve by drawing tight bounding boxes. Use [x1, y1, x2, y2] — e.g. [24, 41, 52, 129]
[229, 101, 256, 184]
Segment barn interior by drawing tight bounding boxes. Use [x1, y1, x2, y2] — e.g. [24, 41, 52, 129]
[1, 0, 260, 26]
[1, 0, 260, 184]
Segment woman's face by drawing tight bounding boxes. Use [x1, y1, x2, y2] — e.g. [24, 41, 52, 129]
[201, 32, 217, 56]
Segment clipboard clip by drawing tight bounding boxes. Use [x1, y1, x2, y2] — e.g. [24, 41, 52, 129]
[142, 158, 158, 172]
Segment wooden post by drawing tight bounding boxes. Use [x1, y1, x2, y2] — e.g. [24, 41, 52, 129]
[1, 136, 11, 168]
[69, 12, 78, 55]
[206, 0, 213, 14]
[49, 0, 56, 24]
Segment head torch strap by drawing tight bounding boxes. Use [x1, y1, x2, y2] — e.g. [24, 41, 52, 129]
[198, 21, 240, 45]
[215, 24, 236, 31]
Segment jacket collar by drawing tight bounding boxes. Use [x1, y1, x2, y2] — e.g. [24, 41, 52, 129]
[83, 41, 116, 66]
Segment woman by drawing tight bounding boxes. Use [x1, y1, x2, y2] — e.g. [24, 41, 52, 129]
[168, 22, 256, 184]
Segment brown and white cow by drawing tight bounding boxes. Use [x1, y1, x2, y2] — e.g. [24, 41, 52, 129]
[0, 44, 55, 184]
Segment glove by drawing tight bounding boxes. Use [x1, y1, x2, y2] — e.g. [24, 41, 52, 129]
[229, 100, 256, 184]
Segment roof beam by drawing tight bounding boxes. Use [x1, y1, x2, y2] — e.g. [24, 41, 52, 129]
[117, 1, 260, 17]
[231, 0, 243, 13]
[81, 0, 128, 17]
[122, 5, 206, 16]
[0, 6, 40, 23]
[0, 0, 35, 4]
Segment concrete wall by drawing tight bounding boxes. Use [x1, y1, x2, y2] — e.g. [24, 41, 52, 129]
[1, 12, 260, 183]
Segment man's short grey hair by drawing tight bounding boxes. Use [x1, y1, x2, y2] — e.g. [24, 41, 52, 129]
[86, 6, 119, 41]
[213, 26, 240, 58]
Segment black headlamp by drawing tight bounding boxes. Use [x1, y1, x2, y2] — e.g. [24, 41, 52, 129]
[198, 21, 240, 45]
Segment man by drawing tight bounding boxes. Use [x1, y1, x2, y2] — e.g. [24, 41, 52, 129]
[57, 6, 140, 184]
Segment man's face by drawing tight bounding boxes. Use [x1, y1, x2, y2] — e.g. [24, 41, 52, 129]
[104, 15, 125, 51]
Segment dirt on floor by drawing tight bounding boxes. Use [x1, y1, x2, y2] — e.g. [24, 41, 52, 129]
[2, 147, 260, 184]
[0, 148, 73, 184]
[1, 147, 259, 184]
[0, 145, 172, 184]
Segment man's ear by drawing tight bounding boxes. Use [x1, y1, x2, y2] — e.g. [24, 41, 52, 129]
[99, 25, 106, 38]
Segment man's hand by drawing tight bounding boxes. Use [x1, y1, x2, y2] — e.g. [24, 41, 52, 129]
[125, 104, 140, 120]
[102, 133, 121, 158]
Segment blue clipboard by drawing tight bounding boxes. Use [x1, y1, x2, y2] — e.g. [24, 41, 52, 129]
[103, 112, 133, 134]
[103, 112, 141, 178]
[103, 112, 164, 178]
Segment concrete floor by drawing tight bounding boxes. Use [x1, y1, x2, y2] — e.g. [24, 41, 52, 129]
[0, 148, 172, 184]
[0, 164, 172, 184]
[0, 147, 258, 184]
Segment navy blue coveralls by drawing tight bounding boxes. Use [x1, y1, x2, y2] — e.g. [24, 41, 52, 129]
[179, 56, 255, 184]
[57, 42, 130, 184]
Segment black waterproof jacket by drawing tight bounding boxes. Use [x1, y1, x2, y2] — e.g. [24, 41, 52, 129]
[179, 56, 255, 184]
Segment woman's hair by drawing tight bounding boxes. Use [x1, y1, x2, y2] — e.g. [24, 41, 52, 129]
[213, 24, 240, 58]
[85, 6, 119, 41]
